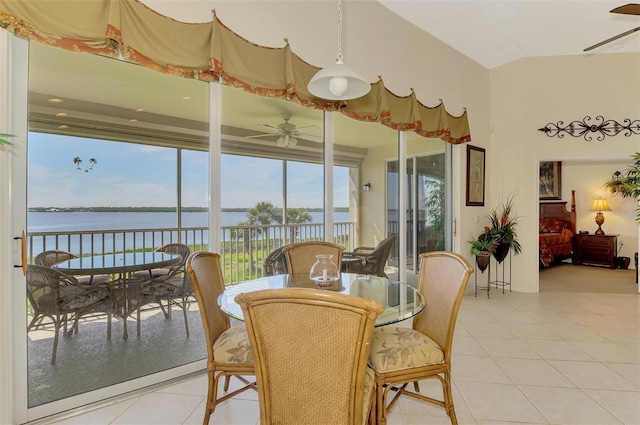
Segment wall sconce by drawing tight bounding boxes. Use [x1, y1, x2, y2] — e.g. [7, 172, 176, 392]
[589, 197, 612, 235]
[362, 183, 371, 192]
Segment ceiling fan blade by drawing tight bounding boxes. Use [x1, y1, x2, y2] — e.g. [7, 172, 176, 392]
[257, 124, 279, 130]
[583, 26, 640, 51]
[293, 124, 322, 132]
[245, 133, 279, 139]
[611, 3, 640, 15]
[296, 133, 324, 143]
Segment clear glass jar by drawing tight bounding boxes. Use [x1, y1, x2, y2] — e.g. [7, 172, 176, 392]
[309, 254, 340, 287]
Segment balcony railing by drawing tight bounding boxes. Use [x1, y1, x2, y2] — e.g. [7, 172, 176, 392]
[27, 222, 355, 285]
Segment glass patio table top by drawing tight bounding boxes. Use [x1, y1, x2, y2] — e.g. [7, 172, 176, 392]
[53, 251, 181, 276]
[218, 272, 425, 327]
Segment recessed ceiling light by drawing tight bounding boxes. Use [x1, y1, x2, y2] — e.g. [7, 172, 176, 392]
[48, 98, 64, 103]
[135, 108, 144, 112]
[58, 125, 69, 129]
[182, 96, 191, 101]
[55, 112, 67, 117]
[130, 118, 138, 122]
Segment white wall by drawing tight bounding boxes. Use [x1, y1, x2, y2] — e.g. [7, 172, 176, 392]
[491, 52, 640, 292]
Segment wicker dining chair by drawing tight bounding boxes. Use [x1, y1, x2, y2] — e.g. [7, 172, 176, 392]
[26, 265, 110, 364]
[281, 241, 344, 275]
[343, 235, 396, 278]
[186, 252, 255, 425]
[367, 251, 473, 425]
[235, 288, 384, 425]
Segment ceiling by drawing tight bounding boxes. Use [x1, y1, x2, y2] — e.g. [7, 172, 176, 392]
[379, 0, 640, 69]
[27, 1, 640, 152]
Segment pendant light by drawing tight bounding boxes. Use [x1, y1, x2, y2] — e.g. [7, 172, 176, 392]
[307, 0, 371, 101]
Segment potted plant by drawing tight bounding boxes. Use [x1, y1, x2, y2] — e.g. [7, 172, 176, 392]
[468, 228, 498, 272]
[487, 194, 522, 263]
[603, 152, 640, 222]
[0, 133, 15, 145]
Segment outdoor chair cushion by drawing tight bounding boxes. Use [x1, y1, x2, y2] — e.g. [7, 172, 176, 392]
[59, 286, 108, 311]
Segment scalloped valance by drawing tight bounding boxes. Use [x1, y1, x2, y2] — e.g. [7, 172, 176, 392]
[0, 0, 471, 144]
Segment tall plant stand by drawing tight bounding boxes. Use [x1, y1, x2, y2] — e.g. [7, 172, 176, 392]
[490, 250, 511, 293]
[474, 258, 491, 298]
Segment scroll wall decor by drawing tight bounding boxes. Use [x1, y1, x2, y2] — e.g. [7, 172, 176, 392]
[538, 116, 640, 141]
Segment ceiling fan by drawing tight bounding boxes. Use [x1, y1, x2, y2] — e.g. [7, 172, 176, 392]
[584, 3, 640, 51]
[246, 113, 322, 148]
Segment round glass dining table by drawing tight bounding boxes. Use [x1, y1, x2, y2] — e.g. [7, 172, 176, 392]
[218, 272, 425, 327]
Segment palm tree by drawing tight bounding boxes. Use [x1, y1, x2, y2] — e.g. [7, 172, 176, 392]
[88, 158, 97, 170]
[285, 208, 312, 243]
[73, 156, 82, 170]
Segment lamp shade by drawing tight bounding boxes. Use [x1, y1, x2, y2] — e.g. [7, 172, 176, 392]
[589, 197, 612, 212]
[307, 59, 371, 101]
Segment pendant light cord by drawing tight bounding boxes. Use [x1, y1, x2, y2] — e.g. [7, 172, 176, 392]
[336, 0, 343, 62]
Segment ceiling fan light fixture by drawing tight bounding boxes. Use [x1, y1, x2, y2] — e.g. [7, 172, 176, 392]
[307, 0, 371, 101]
[277, 134, 297, 148]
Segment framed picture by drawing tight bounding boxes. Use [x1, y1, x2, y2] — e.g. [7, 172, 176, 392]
[466, 145, 485, 206]
[539, 161, 562, 200]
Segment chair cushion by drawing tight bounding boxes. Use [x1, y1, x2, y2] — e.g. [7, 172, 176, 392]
[59, 286, 107, 310]
[368, 327, 444, 372]
[140, 280, 184, 297]
[213, 326, 254, 363]
[362, 367, 375, 425]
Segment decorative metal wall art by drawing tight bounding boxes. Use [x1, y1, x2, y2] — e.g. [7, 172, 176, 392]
[538, 116, 640, 141]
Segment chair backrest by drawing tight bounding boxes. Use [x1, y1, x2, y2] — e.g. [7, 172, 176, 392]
[235, 288, 383, 425]
[34, 250, 77, 267]
[263, 245, 289, 276]
[361, 235, 396, 277]
[282, 241, 344, 275]
[185, 252, 231, 361]
[27, 264, 80, 314]
[156, 243, 190, 267]
[413, 252, 473, 359]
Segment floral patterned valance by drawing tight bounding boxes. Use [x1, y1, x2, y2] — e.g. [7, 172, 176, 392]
[0, 0, 471, 144]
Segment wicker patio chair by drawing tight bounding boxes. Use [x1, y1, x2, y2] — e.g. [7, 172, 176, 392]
[281, 241, 344, 275]
[368, 251, 473, 424]
[26, 265, 110, 364]
[235, 288, 383, 425]
[262, 245, 289, 276]
[132, 243, 193, 336]
[186, 252, 255, 425]
[343, 235, 396, 278]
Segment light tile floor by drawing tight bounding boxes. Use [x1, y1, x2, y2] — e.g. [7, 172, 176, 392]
[44, 289, 639, 425]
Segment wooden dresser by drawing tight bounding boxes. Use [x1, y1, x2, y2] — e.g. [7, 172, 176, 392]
[573, 234, 618, 269]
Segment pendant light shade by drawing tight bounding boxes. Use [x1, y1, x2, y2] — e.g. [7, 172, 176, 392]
[307, 0, 371, 101]
[307, 59, 371, 100]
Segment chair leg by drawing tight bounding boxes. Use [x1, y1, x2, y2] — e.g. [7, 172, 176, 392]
[51, 316, 61, 365]
[182, 301, 190, 337]
[443, 373, 458, 424]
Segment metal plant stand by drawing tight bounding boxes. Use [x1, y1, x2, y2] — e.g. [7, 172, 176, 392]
[474, 260, 491, 298]
[490, 249, 512, 293]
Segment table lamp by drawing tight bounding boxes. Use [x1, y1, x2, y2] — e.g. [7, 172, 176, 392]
[589, 197, 612, 235]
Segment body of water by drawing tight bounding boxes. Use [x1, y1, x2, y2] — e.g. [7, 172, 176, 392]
[27, 211, 351, 256]
[28, 211, 350, 232]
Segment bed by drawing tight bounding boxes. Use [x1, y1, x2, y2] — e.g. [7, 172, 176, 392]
[539, 190, 577, 268]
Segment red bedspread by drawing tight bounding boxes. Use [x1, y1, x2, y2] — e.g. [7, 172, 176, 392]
[539, 228, 574, 267]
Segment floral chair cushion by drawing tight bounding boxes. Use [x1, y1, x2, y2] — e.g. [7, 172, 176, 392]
[368, 327, 443, 372]
[213, 325, 254, 363]
[361, 367, 375, 425]
[59, 286, 107, 311]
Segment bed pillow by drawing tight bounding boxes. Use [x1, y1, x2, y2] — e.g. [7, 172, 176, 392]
[540, 218, 565, 234]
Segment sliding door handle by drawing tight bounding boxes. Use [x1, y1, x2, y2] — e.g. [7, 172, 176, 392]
[13, 230, 27, 275]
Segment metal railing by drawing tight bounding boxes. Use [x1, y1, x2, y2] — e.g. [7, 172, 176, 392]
[27, 222, 355, 285]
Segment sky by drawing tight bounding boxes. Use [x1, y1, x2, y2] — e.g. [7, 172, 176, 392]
[28, 132, 350, 209]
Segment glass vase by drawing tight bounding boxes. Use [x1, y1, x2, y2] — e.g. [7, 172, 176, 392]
[309, 254, 340, 288]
